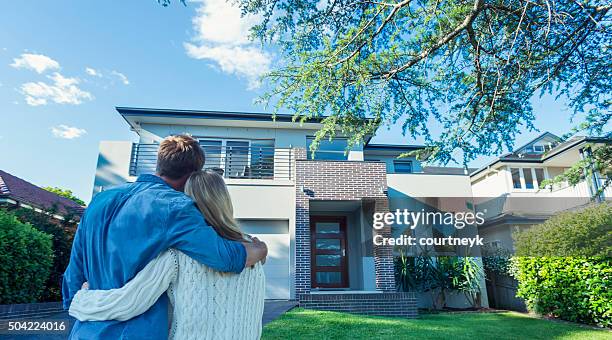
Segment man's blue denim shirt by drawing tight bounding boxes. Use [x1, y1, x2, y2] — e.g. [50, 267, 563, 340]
[62, 174, 246, 339]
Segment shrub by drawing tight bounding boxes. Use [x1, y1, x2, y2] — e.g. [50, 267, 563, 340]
[395, 251, 484, 309]
[12, 208, 76, 301]
[0, 209, 53, 304]
[512, 203, 612, 327]
[481, 244, 512, 276]
[513, 257, 611, 327]
[514, 203, 611, 257]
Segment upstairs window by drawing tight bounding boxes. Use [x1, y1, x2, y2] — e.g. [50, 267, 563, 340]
[511, 168, 522, 189]
[523, 167, 534, 189]
[199, 138, 275, 179]
[393, 160, 413, 173]
[306, 137, 348, 160]
[534, 168, 545, 188]
[510, 167, 547, 190]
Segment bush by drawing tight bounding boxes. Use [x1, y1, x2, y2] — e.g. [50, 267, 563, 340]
[514, 203, 611, 257]
[0, 209, 53, 304]
[395, 251, 484, 309]
[512, 203, 612, 327]
[12, 208, 76, 301]
[513, 257, 611, 327]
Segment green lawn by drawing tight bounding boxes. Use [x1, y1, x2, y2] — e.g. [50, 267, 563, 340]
[262, 308, 611, 340]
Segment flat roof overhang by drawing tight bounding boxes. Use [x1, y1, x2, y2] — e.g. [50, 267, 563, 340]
[117, 107, 374, 131]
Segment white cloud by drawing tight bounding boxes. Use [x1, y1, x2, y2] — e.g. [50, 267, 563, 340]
[185, 43, 270, 89]
[51, 125, 87, 139]
[21, 72, 93, 106]
[85, 67, 102, 77]
[111, 70, 129, 85]
[185, 0, 272, 89]
[10, 53, 60, 74]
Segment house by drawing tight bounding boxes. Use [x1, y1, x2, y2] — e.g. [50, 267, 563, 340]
[93, 107, 489, 316]
[0, 169, 85, 219]
[470, 132, 611, 251]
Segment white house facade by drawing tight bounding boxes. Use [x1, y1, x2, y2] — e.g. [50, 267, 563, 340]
[471, 132, 611, 251]
[92, 107, 609, 315]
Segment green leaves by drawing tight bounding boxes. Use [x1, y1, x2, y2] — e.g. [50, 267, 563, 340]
[0, 209, 53, 304]
[511, 203, 612, 326]
[513, 257, 612, 327]
[42, 186, 85, 206]
[514, 203, 612, 257]
[237, 0, 611, 165]
[395, 251, 484, 309]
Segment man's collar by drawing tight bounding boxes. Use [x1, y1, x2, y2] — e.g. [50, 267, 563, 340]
[136, 174, 168, 186]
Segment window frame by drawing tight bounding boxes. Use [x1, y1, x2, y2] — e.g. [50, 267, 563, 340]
[393, 160, 413, 174]
[306, 136, 349, 161]
[198, 138, 252, 175]
[509, 166, 549, 191]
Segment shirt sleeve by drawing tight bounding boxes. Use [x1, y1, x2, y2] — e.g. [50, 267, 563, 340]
[62, 218, 87, 310]
[165, 198, 246, 273]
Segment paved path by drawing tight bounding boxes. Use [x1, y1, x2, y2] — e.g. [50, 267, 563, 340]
[2, 300, 298, 339]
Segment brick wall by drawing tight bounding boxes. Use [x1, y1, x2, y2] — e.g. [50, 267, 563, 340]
[299, 292, 418, 317]
[294, 148, 395, 295]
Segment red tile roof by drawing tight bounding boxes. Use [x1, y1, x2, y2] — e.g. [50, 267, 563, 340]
[0, 170, 85, 217]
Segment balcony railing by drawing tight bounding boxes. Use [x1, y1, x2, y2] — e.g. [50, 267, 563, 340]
[129, 143, 293, 180]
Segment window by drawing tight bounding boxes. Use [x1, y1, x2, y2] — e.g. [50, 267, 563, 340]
[523, 168, 534, 189]
[393, 160, 413, 173]
[533, 145, 545, 153]
[198, 138, 275, 179]
[306, 137, 348, 160]
[534, 168, 545, 188]
[200, 140, 223, 169]
[511, 168, 522, 189]
[225, 141, 250, 178]
[510, 167, 547, 190]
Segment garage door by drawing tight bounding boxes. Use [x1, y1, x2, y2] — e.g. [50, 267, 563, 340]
[240, 219, 290, 299]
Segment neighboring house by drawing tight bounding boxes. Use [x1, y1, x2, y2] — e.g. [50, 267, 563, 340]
[93, 107, 487, 315]
[470, 132, 611, 251]
[0, 169, 85, 220]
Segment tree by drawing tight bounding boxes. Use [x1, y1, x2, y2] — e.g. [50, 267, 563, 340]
[229, 0, 610, 165]
[541, 142, 611, 196]
[43, 186, 85, 206]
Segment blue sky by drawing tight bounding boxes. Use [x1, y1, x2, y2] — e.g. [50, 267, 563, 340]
[0, 1, 586, 203]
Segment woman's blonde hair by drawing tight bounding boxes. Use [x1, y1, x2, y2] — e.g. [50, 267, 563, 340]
[185, 169, 245, 241]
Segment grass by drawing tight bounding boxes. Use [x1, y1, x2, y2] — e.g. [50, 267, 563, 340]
[262, 308, 611, 340]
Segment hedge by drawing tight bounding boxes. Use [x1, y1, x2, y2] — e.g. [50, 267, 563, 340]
[514, 203, 611, 257]
[0, 209, 53, 304]
[12, 208, 76, 301]
[512, 203, 612, 327]
[513, 257, 611, 327]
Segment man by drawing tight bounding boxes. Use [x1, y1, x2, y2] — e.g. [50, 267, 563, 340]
[62, 135, 267, 339]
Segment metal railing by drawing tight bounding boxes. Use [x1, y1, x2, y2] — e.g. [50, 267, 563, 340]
[129, 143, 293, 180]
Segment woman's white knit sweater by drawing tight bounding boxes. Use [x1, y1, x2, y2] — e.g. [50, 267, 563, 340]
[69, 249, 266, 340]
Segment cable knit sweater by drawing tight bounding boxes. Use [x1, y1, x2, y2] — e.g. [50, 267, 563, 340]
[69, 249, 266, 340]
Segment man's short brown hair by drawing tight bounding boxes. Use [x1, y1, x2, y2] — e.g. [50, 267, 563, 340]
[156, 135, 205, 179]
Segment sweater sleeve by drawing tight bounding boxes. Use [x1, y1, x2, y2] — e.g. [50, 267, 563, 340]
[68, 250, 178, 322]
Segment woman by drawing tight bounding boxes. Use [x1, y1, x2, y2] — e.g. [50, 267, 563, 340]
[69, 169, 266, 340]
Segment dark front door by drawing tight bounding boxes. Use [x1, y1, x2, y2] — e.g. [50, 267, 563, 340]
[310, 216, 349, 288]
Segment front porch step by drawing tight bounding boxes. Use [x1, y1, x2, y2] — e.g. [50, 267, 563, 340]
[298, 292, 418, 318]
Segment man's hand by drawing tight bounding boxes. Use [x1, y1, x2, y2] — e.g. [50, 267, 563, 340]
[243, 237, 267, 267]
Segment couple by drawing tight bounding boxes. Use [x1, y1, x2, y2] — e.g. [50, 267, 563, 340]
[62, 135, 269, 339]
